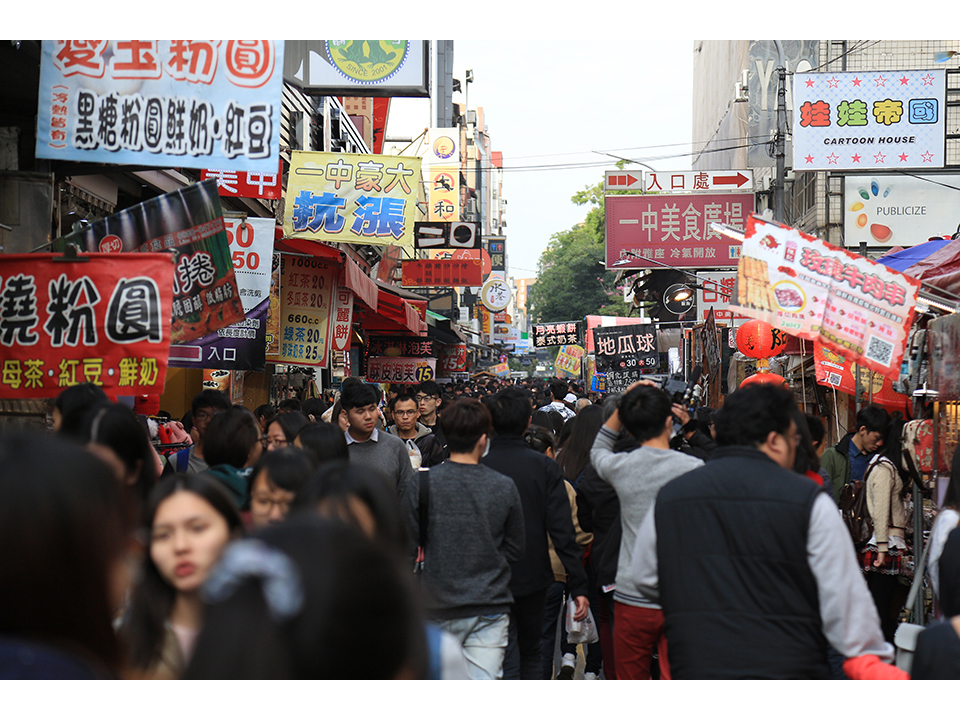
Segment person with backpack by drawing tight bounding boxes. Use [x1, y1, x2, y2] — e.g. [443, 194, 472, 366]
[822, 404, 890, 503]
[162, 390, 232, 476]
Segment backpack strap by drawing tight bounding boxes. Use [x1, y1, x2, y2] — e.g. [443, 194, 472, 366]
[176, 447, 190, 474]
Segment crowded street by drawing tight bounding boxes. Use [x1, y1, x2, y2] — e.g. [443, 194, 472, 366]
[2, 35, 960, 699]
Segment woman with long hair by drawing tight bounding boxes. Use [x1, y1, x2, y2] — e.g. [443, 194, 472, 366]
[119, 474, 243, 679]
[555, 404, 605, 488]
[264, 411, 310, 451]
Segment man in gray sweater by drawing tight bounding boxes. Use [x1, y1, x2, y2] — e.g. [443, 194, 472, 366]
[590, 381, 703, 679]
[342, 382, 414, 499]
[403, 398, 525, 680]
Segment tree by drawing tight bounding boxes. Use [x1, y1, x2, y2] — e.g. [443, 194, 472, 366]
[527, 181, 631, 323]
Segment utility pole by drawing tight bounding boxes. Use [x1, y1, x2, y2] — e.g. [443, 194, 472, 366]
[773, 64, 786, 223]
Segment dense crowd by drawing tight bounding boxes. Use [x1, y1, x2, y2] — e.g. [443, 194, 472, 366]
[1, 373, 957, 680]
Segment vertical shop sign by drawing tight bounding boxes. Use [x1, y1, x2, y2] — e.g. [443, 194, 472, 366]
[278, 256, 337, 367]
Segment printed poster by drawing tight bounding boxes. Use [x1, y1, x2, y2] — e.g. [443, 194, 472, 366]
[278, 256, 338, 367]
[0, 253, 174, 398]
[284, 150, 421, 247]
[169, 216, 273, 371]
[555, 344, 585, 378]
[37, 41, 283, 172]
[813, 341, 910, 412]
[57, 179, 244, 346]
[731, 216, 921, 380]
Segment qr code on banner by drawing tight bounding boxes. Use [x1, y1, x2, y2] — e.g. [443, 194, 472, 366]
[865, 335, 894, 367]
[828, 372, 843, 386]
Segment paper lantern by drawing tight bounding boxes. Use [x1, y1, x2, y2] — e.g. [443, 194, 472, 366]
[736, 319, 789, 359]
[740, 372, 789, 389]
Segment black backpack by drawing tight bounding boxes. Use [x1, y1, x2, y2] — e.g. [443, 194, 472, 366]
[839, 478, 872, 548]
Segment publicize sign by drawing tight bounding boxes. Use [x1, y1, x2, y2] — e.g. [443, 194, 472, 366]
[37, 41, 283, 173]
[201, 161, 283, 200]
[792, 69, 945, 171]
[605, 194, 753, 269]
[730, 216, 921, 380]
[401, 259, 482, 287]
[532, 321, 582, 348]
[594, 324, 658, 392]
[0, 253, 174, 398]
[284, 150, 421, 247]
[58, 180, 245, 346]
[366, 356, 435, 384]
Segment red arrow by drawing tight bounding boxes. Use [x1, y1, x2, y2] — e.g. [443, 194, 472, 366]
[714, 172, 750, 187]
[608, 173, 641, 187]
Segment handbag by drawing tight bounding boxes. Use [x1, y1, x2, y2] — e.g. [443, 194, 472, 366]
[414, 469, 430, 576]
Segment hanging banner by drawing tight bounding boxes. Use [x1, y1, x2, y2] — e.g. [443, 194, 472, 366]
[330, 282, 354, 354]
[401, 258, 482, 287]
[284, 150, 421, 247]
[532, 321, 582, 348]
[37, 41, 283, 172]
[58, 179, 244, 346]
[0, 253, 174, 398]
[583, 315, 649, 353]
[366, 356, 435, 384]
[367, 336, 433, 357]
[428, 167, 460, 222]
[265, 252, 281, 357]
[488, 362, 510, 377]
[438, 343, 467, 377]
[730, 215, 920, 380]
[278, 256, 338, 367]
[793, 69, 945, 171]
[813, 341, 910, 412]
[201, 161, 283, 200]
[168, 216, 273, 371]
[594, 325, 658, 391]
[555, 344, 585, 378]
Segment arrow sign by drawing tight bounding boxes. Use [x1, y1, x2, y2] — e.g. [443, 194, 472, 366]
[604, 171, 643, 192]
[713, 172, 750, 188]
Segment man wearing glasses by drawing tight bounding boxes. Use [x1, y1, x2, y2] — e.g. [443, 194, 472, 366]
[162, 389, 231, 476]
[386, 392, 446, 468]
[415, 380, 446, 452]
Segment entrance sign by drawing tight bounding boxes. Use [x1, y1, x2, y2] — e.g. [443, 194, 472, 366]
[644, 171, 754, 193]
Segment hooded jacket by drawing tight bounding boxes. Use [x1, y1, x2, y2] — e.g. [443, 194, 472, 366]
[386, 422, 446, 468]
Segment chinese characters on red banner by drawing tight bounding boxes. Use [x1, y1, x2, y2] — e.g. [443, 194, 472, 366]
[401, 259, 483, 287]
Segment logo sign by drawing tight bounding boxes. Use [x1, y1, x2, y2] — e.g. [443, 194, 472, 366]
[643, 171, 754, 193]
[0, 253, 174, 398]
[604, 171, 643, 192]
[793, 69, 945, 171]
[37, 41, 283, 173]
[283, 41, 429, 98]
[427, 168, 459, 221]
[401, 259, 482, 287]
[366, 356, 435, 384]
[201, 161, 283, 200]
[663, 283, 696, 316]
[285, 150, 421, 247]
[843, 174, 960, 248]
[426, 128, 459, 166]
[480, 277, 511, 312]
[532, 321, 581, 348]
[414, 222, 479, 250]
[605, 193, 753, 269]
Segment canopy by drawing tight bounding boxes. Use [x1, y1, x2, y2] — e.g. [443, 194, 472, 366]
[875, 237, 951, 273]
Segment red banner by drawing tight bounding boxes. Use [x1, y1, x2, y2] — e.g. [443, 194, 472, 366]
[813, 341, 910, 412]
[201, 162, 283, 200]
[439, 343, 467, 376]
[0, 253, 174, 398]
[401, 258, 483, 287]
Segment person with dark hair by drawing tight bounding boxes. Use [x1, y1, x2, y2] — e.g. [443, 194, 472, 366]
[481, 386, 589, 680]
[415, 380, 446, 450]
[822, 403, 891, 502]
[184, 516, 428, 679]
[294, 422, 349, 468]
[928, 449, 960, 616]
[0, 433, 133, 679]
[52, 382, 109, 435]
[248, 448, 316, 531]
[342, 382, 413, 498]
[911, 526, 960, 679]
[523, 424, 557, 458]
[530, 409, 563, 437]
[78, 402, 159, 514]
[254, 404, 278, 435]
[162, 389, 232, 476]
[119, 474, 243, 679]
[277, 398, 303, 414]
[539, 379, 576, 421]
[589, 382, 703, 679]
[386, 392, 446, 469]
[302, 397, 327, 423]
[792, 407, 829, 491]
[806, 414, 828, 458]
[264, 411, 310, 452]
[402, 398, 525, 679]
[202, 407, 264, 508]
[556, 405, 604, 488]
[629, 384, 904, 680]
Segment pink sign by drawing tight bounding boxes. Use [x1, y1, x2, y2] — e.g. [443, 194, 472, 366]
[605, 193, 754, 269]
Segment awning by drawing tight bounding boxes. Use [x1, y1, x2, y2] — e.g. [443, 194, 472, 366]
[427, 310, 469, 345]
[275, 236, 378, 311]
[375, 280, 427, 335]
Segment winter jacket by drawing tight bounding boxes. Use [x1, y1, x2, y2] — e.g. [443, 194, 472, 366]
[386, 422, 446, 468]
[821, 432, 854, 503]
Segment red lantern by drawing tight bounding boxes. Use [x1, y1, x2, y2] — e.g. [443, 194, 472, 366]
[740, 372, 789, 389]
[736, 319, 788, 359]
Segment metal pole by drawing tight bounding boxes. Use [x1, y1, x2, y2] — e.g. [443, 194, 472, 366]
[774, 65, 786, 223]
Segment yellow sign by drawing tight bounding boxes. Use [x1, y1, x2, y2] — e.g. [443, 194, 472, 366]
[284, 151, 421, 247]
[278, 256, 338, 367]
[555, 344, 585, 378]
[428, 166, 459, 221]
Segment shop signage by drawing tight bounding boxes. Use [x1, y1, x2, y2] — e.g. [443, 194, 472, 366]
[480, 276, 511, 312]
[813, 340, 910, 412]
[533, 321, 582, 348]
[283, 41, 429, 98]
[401, 258, 482, 287]
[488, 362, 510, 377]
[367, 336, 433, 357]
[277, 256, 338, 367]
[730, 215, 921, 380]
[0, 253, 174, 398]
[583, 315, 647, 353]
[414, 221, 479, 250]
[37, 41, 283, 172]
[643, 171, 754, 193]
[366, 356, 435, 383]
[201, 161, 283, 200]
[58, 179, 244, 346]
[696, 271, 750, 322]
[554, 345, 585, 378]
[169, 216, 273, 371]
[605, 194, 752, 269]
[793, 69, 945, 171]
[284, 150, 421, 247]
[438, 343, 467, 376]
[330, 284, 354, 354]
[594, 324, 658, 391]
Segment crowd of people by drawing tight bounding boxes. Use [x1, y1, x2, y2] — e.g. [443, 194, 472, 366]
[2, 372, 959, 681]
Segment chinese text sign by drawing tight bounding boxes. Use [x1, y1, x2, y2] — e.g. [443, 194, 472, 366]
[278, 256, 337, 367]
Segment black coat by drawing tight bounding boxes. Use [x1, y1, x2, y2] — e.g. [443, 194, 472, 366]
[482, 435, 588, 598]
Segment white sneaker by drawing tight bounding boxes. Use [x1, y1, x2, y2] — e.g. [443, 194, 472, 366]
[583, 672, 599, 680]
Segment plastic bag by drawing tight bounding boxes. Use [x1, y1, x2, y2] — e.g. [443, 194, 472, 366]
[565, 598, 599, 644]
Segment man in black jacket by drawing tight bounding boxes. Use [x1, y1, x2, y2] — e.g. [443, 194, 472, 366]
[482, 386, 589, 680]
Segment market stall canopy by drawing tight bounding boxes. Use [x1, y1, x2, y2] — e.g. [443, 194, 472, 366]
[275, 236, 378, 311]
[875, 237, 952, 273]
[896, 237, 960, 296]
